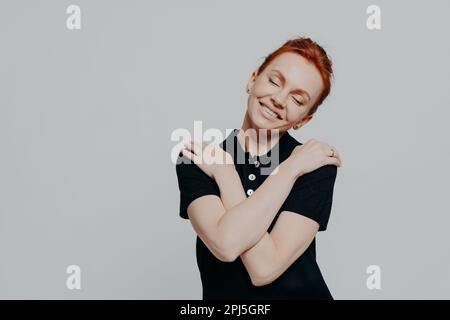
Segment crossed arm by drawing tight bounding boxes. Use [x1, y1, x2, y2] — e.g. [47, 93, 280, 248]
[186, 159, 320, 286]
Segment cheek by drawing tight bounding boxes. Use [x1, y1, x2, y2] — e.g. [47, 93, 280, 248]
[248, 96, 258, 110]
[252, 80, 272, 96]
[285, 107, 305, 123]
[247, 97, 260, 118]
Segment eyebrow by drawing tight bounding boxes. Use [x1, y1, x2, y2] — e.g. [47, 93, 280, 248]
[271, 69, 311, 102]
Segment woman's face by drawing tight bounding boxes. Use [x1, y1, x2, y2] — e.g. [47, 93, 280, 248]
[246, 52, 324, 132]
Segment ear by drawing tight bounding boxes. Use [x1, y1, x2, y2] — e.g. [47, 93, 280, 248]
[246, 70, 258, 93]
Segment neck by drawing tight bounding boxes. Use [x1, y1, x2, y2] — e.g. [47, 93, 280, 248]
[238, 111, 284, 157]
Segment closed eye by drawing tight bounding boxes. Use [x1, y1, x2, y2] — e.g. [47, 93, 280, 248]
[293, 98, 304, 106]
[269, 78, 303, 106]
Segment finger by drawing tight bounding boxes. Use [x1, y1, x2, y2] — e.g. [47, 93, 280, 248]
[319, 142, 331, 155]
[328, 145, 338, 159]
[182, 148, 201, 164]
[197, 141, 217, 164]
[181, 148, 193, 161]
[323, 155, 341, 167]
[321, 145, 332, 158]
[328, 147, 334, 157]
[183, 141, 194, 152]
[189, 141, 203, 156]
[333, 157, 341, 167]
[203, 142, 214, 153]
[203, 143, 218, 165]
[198, 141, 217, 159]
[194, 140, 207, 153]
[185, 142, 202, 160]
[329, 148, 341, 167]
[330, 147, 342, 165]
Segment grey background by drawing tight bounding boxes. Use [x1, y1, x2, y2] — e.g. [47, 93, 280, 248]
[1, 0, 449, 299]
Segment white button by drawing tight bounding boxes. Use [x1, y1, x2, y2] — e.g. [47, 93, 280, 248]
[254, 160, 260, 167]
[248, 174, 256, 181]
[246, 189, 254, 196]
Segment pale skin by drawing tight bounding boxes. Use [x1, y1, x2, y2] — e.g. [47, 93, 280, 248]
[181, 52, 342, 286]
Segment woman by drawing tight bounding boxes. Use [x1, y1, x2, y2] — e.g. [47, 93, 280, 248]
[175, 36, 342, 300]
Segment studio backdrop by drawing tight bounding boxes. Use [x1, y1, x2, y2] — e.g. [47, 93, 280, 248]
[1, 0, 449, 299]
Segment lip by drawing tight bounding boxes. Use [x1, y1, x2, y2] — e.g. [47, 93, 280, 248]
[259, 101, 282, 120]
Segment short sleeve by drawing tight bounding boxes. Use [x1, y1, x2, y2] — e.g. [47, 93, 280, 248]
[175, 152, 221, 219]
[280, 164, 338, 231]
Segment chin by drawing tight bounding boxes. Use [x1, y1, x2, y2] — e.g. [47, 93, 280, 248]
[248, 106, 283, 132]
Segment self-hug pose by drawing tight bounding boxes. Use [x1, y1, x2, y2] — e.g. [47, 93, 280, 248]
[176, 36, 342, 300]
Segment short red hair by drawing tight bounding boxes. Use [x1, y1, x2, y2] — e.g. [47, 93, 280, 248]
[256, 36, 334, 115]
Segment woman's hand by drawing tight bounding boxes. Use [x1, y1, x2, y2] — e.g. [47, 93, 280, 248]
[182, 140, 235, 179]
[286, 138, 342, 178]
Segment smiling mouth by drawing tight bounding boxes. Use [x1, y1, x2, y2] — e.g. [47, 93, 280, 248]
[259, 102, 282, 120]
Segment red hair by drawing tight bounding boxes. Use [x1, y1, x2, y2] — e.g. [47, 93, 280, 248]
[256, 36, 334, 115]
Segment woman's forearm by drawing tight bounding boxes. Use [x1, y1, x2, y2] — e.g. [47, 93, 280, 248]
[213, 159, 298, 258]
[214, 168, 246, 210]
[215, 169, 278, 282]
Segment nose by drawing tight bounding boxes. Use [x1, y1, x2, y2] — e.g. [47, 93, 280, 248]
[271, 94, 286, 110]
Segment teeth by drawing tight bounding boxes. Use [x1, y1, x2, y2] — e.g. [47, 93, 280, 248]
[262, 106, 277, 117]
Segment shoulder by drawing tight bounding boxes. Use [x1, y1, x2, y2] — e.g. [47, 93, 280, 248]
[285, 133, 337, 181]
[175, 151, 200, 178]
[307, 164, 337, 180]
[175, 151, 190, 169]
[175, 151, 219, 186]
[283, 131, 303, 150]
[298, 165, 337, 192]
[175, 150, 189, 164]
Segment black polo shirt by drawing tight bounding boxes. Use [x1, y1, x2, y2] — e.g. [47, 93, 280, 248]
[175, 128, 337, 300]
